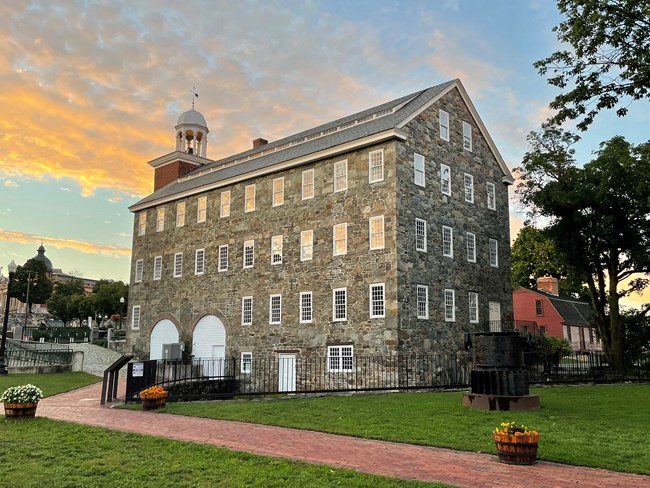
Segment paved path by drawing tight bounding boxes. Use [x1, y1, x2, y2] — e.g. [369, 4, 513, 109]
[6, 381, 649, 488]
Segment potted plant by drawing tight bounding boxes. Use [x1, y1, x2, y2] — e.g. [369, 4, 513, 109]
[493, 421, 539, 465]
[139, 385, 168, 410]
[1, 384, 44, 419]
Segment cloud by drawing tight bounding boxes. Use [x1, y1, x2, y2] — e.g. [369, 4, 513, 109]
[3, 180, 18, 187]
[0, 229, 130, 257]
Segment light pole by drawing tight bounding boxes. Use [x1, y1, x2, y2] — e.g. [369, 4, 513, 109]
[120, 297, 125, 330]
[0, 260, 18, 375]
[23, 270, 32, 329]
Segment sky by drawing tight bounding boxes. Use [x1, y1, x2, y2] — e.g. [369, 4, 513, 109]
[1, 1, 648, 306]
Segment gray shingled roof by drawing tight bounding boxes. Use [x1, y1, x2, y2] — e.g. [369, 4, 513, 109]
[132, 79, 500, 210]
[531, 288, 594, 326]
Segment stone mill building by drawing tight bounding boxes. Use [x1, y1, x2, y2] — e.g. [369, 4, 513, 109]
[126, 79, 514, 379]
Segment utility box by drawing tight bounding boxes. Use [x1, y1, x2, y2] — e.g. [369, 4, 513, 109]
[162, 343, 183, 360]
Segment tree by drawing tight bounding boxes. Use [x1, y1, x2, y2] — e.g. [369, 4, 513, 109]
[11, 259, 53, 313]
[517, 127, 650, 362]
[535, 0, 650, 130]
[46, 279, 86, 323]
[92, 280, 129, 318]
[511, 225, 588, 298]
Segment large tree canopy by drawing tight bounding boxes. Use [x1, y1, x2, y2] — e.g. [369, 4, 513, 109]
[11, 259, 53, 312]
[535, 0, 650, 130]
[511, 225, 588, 299]
[517, 128, 650, 361]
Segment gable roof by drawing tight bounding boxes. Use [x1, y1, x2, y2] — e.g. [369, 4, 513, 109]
[130, 79, 514, 212]
[515, 287, 594, 326]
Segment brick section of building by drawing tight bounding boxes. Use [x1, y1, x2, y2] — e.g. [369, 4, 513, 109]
[153, 160, 201, 192]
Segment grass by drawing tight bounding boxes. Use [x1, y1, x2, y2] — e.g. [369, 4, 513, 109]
[0, 418, 449, 488]
[0, 372, 100, 397]
[127, 384, 650, 474]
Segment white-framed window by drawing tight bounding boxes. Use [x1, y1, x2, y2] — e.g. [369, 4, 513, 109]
[173, 252, 183, 277]
[417, 285, 429, 319]
[156, 207, 165, 232]
[197, 196, 207, 223]
[300, 292, 312, 323]
[463, 121, 472, 151]
[176, 202, 185, 227]
[153, 256, 162, 280]
[131, 305, 141, 330]
[439, 110, 449, 141]
[415, 218, 427, 252]
[489, 239, 499, 267]
[368, 149, 384, 183]
[241, 352, 252, 374]
[271, 235, 283, 264]
[218, 245, 228, 272]
[273, 177, 284, 207]
[138, 212, 146, 236]
[300, 230, 313, 261]
[414, 153, 425, 187]
[328, 345, 353, 372]
[466, 232, 476, 263]
[536, 299, 544, 316]
[369, 283, 385, 318]
[135, 259, 143, 283]
[245, 184, 256, 213]
[464, 173, 474, 203]
[302, 169, 314, 200]
[442, 226, 453, 258]
[195, 249, 205, 275]
[269, 294, 281, 324]
[333, 159, 348, 192]
[487, 182, 496, 211]
[333, 223, 347, 256]
[469, 292, 479, 323]
[440, 164, 451, 196]
[332, 287, 347, 321]
[444, 289, 455, 322]
[241, 296, 253, 325]
[220, 191, 231, 218]
[243, 240, 254, 268]
[369, 215, 385, 250]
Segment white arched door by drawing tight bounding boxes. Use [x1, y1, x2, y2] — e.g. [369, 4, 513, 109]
[149, 319, 179, 360]
[192, 315, 226, 377]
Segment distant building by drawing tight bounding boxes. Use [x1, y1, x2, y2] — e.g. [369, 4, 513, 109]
[126, 78, 515, 371]
[513, 277, 602, 351]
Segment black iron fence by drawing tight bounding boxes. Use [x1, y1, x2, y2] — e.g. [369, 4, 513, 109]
[124, 349, 650, 403]
[22, 326, 91, 343]
[5, 343, 73, 368]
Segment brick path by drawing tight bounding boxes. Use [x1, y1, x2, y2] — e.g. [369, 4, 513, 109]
[5, 380, 649, 488]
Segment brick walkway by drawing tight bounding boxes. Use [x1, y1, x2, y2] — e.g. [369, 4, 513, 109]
[6, 380, 649, 488]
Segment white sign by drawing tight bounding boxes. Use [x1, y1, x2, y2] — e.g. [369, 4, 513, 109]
[132, 362, 144, 377]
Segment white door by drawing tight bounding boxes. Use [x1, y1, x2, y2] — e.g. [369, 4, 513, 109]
[150, 320, 179, 360]
[489, 302, 501, 332]
[278, 353, 296, 392]
[192, 315, 226, 377]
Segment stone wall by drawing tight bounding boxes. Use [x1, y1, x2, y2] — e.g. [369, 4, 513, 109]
[128, 141, 399, 359]
[395, 87, 513, 353]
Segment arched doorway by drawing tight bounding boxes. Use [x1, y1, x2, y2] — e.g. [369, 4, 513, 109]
[192, 315, 226, 376]
[149, 319, 179, 360]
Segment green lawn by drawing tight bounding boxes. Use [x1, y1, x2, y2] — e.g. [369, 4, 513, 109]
[0, 372, 100, 397]
[0, 418, 448, 488]
[130, 384, 650, 474]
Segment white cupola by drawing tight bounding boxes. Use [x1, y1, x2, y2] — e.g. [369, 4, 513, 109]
[175, 108, 209, 158]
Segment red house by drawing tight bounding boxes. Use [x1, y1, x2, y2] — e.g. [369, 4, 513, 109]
[513, 277, 602, 352]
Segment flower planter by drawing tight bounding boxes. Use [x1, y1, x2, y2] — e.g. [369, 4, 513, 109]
[493, 432, 539, 465]
[3, 402, 38, 419]
[141, 395, 167, 411]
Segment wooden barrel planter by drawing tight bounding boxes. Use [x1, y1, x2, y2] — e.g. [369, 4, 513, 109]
[141, 395, 167, 411]
[3, 402, 38, 419]
[493, 433, 539, 465]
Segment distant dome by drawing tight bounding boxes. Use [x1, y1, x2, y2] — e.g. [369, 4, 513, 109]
[176, 109, 207, 127]
[33, 244, 53, 272]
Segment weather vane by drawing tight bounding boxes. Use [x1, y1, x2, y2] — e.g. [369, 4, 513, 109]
[190, 85, 199, 109]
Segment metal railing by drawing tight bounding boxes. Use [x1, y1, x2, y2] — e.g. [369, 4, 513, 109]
[4, 341, 73, 367]
[22, 326, 91, 343]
